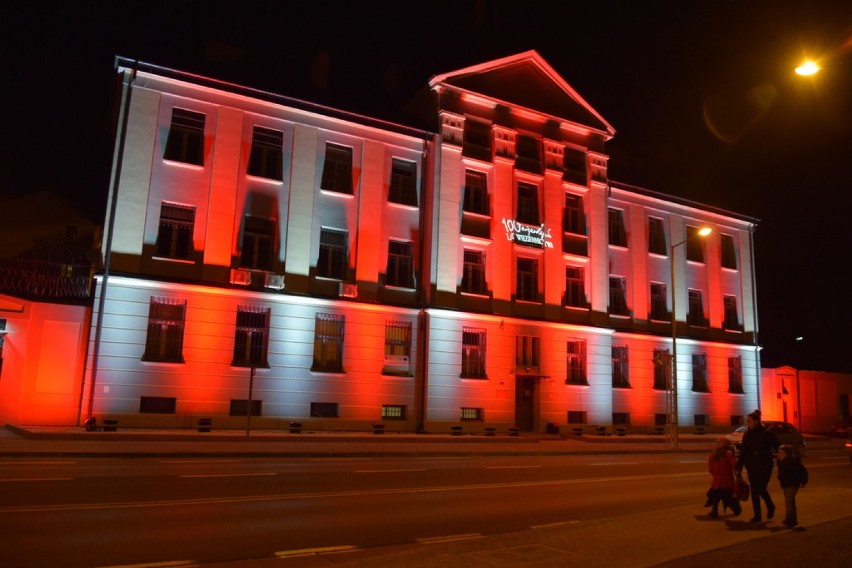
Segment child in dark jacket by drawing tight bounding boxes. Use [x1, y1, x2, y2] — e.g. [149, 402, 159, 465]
[776, 443, 808, 527]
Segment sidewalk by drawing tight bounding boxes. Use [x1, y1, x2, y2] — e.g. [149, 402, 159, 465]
[2, 425, 850, 567]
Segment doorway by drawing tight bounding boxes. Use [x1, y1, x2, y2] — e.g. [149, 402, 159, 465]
[515, 375, 537, 431]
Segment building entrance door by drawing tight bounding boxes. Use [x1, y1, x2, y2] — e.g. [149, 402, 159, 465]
[515, 375, 536, 431]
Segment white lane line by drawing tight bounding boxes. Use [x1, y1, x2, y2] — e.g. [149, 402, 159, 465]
[417, 533, 484, 544]
[0, 478, 73, 482]
[94, 561, 196, 568]
[531, 520, 581, 529]
[275, 545, 358, 558]
[354, 468, 426, 473]
[160, 459, 241, 464]
[179, 472, 276, 478]
[589, 462, 638, 466]
[485, 465, 543, 469]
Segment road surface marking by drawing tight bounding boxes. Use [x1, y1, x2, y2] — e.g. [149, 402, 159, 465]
[160, 459, 240, 463]
[354, 468, 426, 473]
[275, 545, 358, 558]
[590, 462, 637, 466]
[179, 472, 276, 478]
[95, 561, 196, 568]
[531, 520, 581, 529]
[0, 461, 77, 465]
[417, 533, 483, 544]
[485, 465, 543, 469]
[0, 477, 73, 482]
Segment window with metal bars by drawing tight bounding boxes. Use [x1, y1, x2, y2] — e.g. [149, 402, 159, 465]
[232, 305, 270, 368]
[311, 313, 344, 373]
[463, 170, 489, 215]
[142, 297, 186, 363]
[386, 239, 414, 288]
[565, 266, 586, 308]
[728, 356, 744, 393]
[317, 228, 348, 279]
[692, 353, 710, 392]
[164, 108, 205, 165]
[384, 321, 412, 375]
[609, 277, 629, 316]
[382, 405, 406, 419]
[460, 407, 484, 420]
[155, 203, 195, 260]
[320, 143, 353, 194]
[608, 208, 627, 247]
[612, 345, 630, 388]
[461, 328, 486, 378]
[653, 348, 669, 390]
[247, 126, 284, 180]
[517, 183, 540, 225]
[566, 339, 587, 385]
[240, 216, 276, 270]
[389, 159, 417, 206]
[461, 249, 487, 294]
[516, 257, 539, 302]
[648, 217, 667, 255]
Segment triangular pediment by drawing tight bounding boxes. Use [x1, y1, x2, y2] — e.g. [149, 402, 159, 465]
[430, 50, 614, 137]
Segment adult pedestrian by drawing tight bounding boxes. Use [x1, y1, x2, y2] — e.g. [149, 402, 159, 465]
[736, 409, 779, 522]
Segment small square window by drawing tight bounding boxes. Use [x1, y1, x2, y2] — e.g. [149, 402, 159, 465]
[460, 407, 484, 421]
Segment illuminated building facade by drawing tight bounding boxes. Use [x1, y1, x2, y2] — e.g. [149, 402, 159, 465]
[82, 52, 760, 433]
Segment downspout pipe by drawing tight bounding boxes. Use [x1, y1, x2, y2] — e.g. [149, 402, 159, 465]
[83, 60, 136, 422]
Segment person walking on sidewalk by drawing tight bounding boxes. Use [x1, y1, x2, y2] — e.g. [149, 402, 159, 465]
[736, 409, 779, 523]
[706, 436, 741, 517]
[776, 443, 808, 527]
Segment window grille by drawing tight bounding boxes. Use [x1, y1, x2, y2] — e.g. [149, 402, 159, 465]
[312, 313, 344, 373]
[232, 305, 270, 367]
[461, 328, 486, 378]
[142, 297, 186, 363]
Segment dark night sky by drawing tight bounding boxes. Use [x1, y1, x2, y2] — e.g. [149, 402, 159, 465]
[3, 1, 852, 371]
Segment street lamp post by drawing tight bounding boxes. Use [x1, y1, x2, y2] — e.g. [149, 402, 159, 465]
[669, 226, 712, 450]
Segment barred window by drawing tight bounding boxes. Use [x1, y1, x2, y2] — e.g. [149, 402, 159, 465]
[612, 345, 630, 388]
[232, 305, 271, 368]
[312, 313, 344, 373]
[142, 297, 186, 363]
[164, 108, 205, 165]
[460, 407, 484, 420]
[247, 126, 284, 180]
[240, 216, 276, 271]
[461, 327, 486, 378]
[386, 239, 414, 288]
[389, 159, 417, 206]
[653, 348, 670, 390]
[566, 339, 587, 385]
[383, 321, 412, 376]
[382, 405, 407, 419]
[155, 202, 195, 260]
[318, 228, 348, 280]
[320, 143, 353, 194]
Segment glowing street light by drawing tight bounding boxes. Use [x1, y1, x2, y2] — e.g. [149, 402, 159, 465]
[668, 226, 712, 450]
[795, 60, 821, 76]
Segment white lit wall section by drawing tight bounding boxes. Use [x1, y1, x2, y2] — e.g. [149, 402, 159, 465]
[737, 228, 758, 333]
[110, 88, 159, 255]
[285, 124, 319, 276]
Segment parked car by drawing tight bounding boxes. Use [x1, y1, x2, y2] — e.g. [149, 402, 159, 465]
[726, 420, 806, 457]
[830, 416, 852, 437]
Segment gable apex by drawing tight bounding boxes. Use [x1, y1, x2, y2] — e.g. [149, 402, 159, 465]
[429, 50, 614, 138]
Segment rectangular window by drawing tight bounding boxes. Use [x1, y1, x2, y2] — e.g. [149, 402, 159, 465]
[648, 217, 667, 255]
[516, 257, 540, 302]
[692, 353, 709, 392]
[155, 203, 195, 260]
[721, 234, 738, 269]
[515, 134, 542, 174]
[140, 396, 177, 414]
[164, 108, 205, 165]
[653, 348, 669, 390]
[567, 410, 587, 424]
[247, 126, 284, 180]
[311, 402, 340, 418]
[650, 282, 668, 321]
[612, 345, 630, 388]
[609, 276, 629, 316]
[563, 148, 586, 185]
[463, 170, 489, 215]
[565, 266, 586, 308]
[723, 295, 740, 331]
[142, 297, 186, 363]
[240, 216, 276, 271]
[384, 320, 411, 375]
[731, 415, 745, 427]
[311, 313, 344, 373]
[728, 356, 744, 393]
[686, 226, 706, 262]
[613, 412, 630, 425]
[655, 413, 668, 427]
[694, 414, 709, 426]
[608, 208, 627, 247]
[516, 336, 540, 369]
[381, 405, 407, 420]
[462, 119, 491, 161]
[229, 399, 262, 417]
[517, 183, 540, 225]
[688, 289, 706, 327]
[320, 143, 353, 194]
[461, 327, 486, 378]
[232, 305, 271, 368]
[386, 239, 414, 288]
[462, 249, 487, 295]
[460, 407, 484, 421]
[563, 194, 586, 234]
[317, 228, 348, 280]
[567, 339, 587, 385]
[389, 159, 417, 206]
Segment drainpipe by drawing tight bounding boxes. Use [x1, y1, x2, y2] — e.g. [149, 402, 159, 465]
[83, 60, 136, 422]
